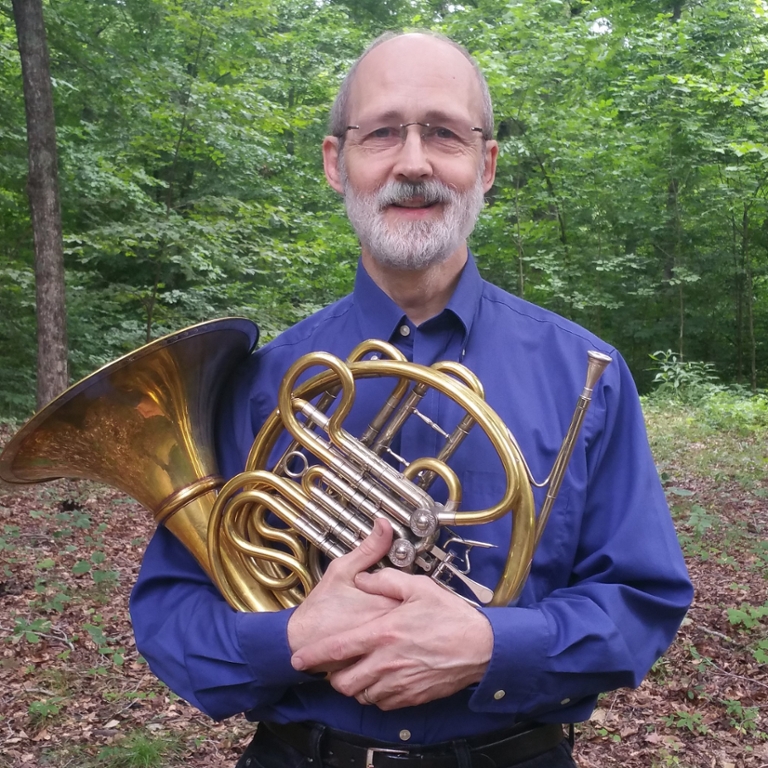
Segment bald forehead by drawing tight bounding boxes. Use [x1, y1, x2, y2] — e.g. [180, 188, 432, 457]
[347, 34, 485, 124]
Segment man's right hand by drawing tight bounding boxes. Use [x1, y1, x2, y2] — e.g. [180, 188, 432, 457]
[286, 519, 399, 670]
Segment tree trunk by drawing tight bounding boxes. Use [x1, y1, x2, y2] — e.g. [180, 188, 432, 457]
[12, 0, 68, 409]
[678, 281, 685, 360]
[732, 210, 744, 383]
[741, 206, 757, 393]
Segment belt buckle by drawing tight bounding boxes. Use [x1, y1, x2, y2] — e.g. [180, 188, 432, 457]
[365, 747, 409, 768]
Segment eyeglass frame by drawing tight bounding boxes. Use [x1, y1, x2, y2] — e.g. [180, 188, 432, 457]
[338, 121, 489, 150]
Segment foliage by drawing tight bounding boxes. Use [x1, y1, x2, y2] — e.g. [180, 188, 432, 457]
[697, 387, 768, 433]
[723, 698, 761, 736]
[645, 380, 768, 482]
[727, 602, 768, 630]
[647, 349, 721, 402]
[664, 710, 709, 736]
[2, 1, 768, 415]
[727, 601, 768, 664]
[28, 696, 65, 726]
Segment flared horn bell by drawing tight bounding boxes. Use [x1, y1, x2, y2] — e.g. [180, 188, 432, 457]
[0, 318, 258, 578]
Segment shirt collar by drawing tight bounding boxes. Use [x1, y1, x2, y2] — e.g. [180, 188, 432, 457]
[352, 252, 484, 343]
[441, 251, 483, 341]
[353, 260, 406, 341]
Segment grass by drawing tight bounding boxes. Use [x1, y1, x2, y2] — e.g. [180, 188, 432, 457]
[95, 731, 186, 768]
[643, 389, 768, 493]
[643, 388, 768, 573]
[32, 732, 187, 768]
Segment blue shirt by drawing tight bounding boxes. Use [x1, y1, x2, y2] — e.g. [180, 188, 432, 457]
[130, 255, 692, 744]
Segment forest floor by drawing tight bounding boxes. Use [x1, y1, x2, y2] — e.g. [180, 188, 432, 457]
[0, 401, 767, 768]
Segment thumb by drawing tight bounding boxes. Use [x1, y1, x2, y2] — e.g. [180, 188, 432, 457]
[334, 518, 393, 577]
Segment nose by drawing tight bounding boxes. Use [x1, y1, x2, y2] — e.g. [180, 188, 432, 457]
[391, 125, 433, 181]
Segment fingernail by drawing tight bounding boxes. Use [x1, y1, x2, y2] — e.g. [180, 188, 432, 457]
[292, 655, 306, 671]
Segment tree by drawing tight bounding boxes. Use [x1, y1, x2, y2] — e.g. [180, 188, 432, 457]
[12, 0, 68, 408]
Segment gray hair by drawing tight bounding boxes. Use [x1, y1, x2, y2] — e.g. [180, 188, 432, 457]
[328, 31, 494, 141]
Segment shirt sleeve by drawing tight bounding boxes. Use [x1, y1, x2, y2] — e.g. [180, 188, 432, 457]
[468, 353, 693, 716]
[130, 529, 313, 720]
[129, 355, 316, 721]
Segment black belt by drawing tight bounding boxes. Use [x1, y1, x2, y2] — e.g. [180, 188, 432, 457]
[262, 721, 564, 768]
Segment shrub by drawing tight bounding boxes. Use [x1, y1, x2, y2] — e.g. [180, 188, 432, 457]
[648, 350, 721, 403]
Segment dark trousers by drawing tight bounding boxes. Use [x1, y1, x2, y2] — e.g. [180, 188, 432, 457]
[235, 724, 579, 768]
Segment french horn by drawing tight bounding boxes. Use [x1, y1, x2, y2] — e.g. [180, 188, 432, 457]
[0, 317, 610, 612]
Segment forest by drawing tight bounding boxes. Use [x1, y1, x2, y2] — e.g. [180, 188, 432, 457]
[2, 0, 768, 415]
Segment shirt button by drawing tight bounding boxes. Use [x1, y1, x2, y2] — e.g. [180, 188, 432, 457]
[399, 324, 411, 337]
[399, 730, 411, 741]
[493, 690, 505, 700]
[560, 698, 571, 706]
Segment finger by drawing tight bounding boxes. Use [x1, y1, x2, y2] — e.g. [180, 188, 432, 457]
[343, 670, 431, 711]
[329, 518, 393, 579]
[354, 566, 425, 601]
[327, 655, 382, 700]
[356, 685, 378, 707]
[291, 623, 374, 671]
[364, 690, 416, 711]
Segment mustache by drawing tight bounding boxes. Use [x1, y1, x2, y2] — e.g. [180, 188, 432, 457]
[375, 180, 455, 209]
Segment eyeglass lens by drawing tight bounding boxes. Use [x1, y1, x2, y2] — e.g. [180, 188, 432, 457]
[345, 121, 483, 153]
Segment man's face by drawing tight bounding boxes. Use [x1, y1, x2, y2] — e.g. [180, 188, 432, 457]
[338, 152, 487, 271]
[323, 35, 498, 271]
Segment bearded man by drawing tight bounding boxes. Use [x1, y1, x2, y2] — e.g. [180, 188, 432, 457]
[130, 31, 693, 768]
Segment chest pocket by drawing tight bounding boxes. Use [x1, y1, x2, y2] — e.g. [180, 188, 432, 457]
[442, 469, 574, 606]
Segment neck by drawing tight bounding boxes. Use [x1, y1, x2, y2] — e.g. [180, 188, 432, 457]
[361, 246, 468, 326]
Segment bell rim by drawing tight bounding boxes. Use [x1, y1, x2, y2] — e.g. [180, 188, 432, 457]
[0, 317, 259, 484]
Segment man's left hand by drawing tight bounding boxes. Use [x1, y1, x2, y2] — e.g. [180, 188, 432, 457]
[290, 567, 494, 710]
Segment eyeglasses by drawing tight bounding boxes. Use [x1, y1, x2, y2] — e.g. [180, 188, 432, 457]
[343, 121, 486, 154]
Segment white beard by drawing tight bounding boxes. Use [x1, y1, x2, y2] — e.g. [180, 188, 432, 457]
[340, 158, 486, 271]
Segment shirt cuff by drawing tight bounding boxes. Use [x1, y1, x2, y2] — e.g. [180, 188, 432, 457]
[469, 606, 551, 713]
[236, 607, 317, 688]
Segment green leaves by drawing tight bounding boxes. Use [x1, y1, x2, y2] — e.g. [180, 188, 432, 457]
[1, 0, 369, 415]
[3, 0, 768, 414]
[727, 603, 768, 631]
[11, 617, 52, 644]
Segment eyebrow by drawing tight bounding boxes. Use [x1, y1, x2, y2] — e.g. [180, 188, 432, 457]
[356, 108, 471, 125]
[421, 110, 472, 124]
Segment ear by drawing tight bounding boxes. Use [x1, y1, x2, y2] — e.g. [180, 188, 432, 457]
[481, 140, 498, 193]
[323, 136, 345, 195]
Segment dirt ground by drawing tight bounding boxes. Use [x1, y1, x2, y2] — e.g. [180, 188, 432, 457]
[1, 421, 766, 768]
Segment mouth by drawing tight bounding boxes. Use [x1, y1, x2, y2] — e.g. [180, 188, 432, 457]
[389, 197, 439, 210]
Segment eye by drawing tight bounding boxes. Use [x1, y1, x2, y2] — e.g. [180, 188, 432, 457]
[365, 126, 400, 141]
[432, 126, 460, 141]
